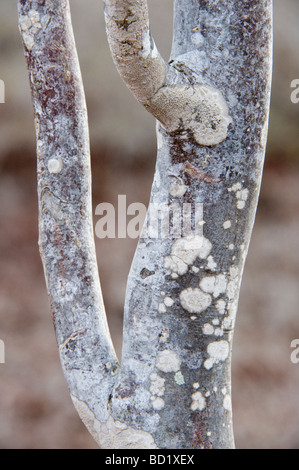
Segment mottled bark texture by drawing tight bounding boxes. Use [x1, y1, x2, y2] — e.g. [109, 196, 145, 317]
[104, 0, 272, 449]
[19, 0, 272, 449]
[17, 0, 121, 445]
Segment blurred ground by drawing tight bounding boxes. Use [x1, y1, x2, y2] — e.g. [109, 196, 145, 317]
[1, 0, 299, 449]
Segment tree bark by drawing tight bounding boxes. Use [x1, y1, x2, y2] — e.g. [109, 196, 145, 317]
[19, 0, 273, 449]
[17, 0, 121, 446]
[104, 0, 273, 449]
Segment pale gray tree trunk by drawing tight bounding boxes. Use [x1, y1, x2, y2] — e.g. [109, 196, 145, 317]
[18, 0, 272, 449]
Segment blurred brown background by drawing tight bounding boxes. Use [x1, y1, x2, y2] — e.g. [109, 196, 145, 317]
[1, 0, 299, 449]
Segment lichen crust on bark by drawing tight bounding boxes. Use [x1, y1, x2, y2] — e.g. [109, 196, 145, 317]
[148, 84, 232, 146]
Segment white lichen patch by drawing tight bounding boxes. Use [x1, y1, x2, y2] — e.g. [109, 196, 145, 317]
[179, 287, 212, 314]
[19, 10, 42, 51]
[48, 157, 63, 174]
[206, 255, 217, 271]
[228, 182, 242, 193]
[214, 327, 224, 337]
[204, 340, 229, 370]
[164, 296, 174, 307]
[155, 349, 181, 373]
[199, 276, 215, 294]
[151, 84, 232, 146]
[174, 371, 185, 385]
[150, 396, 165, 411]
[190, 391, 206, 411]
[164, 235, 212, 276]
[228, 182, 249, 210]
[222, 313, 231, 330]
[223, 394, 232, 412]
[236, 200, 245, 210]
[213, 274, 227, 298]
[236, 188, 249, 203]
[203, 320, 224, 337]
[169, 179, 187, 198]
[216, 298, 226, 315]
[202, 323, 214, 335]
[199, 274, 227, 298]
[71, 395, 158, 449]
[149, 373, 165, 397]
[149, 371, 166, 411]
[158, 303, 167, 314]
[223, 220, 231, 230]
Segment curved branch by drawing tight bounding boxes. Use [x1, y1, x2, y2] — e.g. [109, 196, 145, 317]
[103, 0, 166, 105]
[103, 0, 232, 147]
[18, 0, 120, 444]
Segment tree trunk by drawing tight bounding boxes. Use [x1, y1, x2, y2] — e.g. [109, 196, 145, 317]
[18, 0, 273, 449]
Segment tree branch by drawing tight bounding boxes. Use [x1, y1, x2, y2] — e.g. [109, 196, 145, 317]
[103, 0, 166, 105]
[18, 0, 121, 445]
[105, 0, 273, 449]
[103, 0, 232, 146]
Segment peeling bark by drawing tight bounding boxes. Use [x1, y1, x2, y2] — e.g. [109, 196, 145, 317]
[19, 0, 273, 449]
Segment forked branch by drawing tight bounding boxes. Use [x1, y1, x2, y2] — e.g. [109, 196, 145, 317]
[18, 0, 273, 449]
